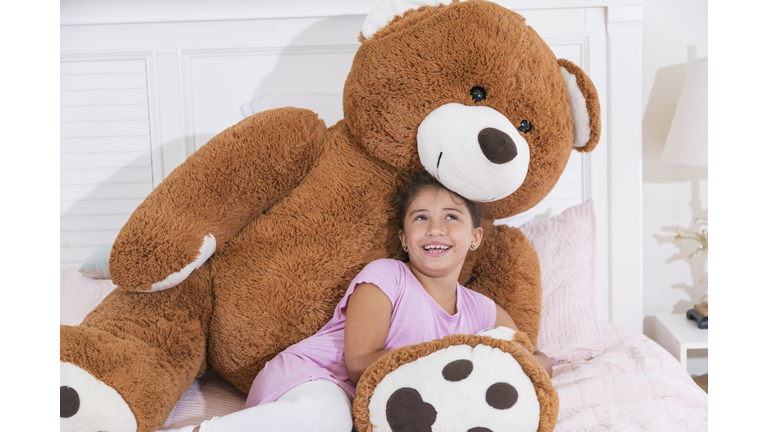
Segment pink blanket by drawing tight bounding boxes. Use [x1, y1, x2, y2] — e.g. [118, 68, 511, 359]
[553, 322, 707, 431]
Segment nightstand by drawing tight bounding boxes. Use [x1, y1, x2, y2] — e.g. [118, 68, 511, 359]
[654, 313, 708, 373]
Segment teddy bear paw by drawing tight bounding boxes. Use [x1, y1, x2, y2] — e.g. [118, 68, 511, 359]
[61, 361, 137, 432]
[367, 344, 540, 432]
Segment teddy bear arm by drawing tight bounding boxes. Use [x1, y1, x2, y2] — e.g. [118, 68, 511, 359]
[466, 225, 542, 346]
[110, 107, 327, 292]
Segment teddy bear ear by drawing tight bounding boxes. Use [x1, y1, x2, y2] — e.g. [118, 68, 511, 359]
[361, 0, 459, 40]
[558, 58, 601, 153]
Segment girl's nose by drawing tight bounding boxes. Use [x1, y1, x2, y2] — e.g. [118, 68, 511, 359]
[426, 220, 445, 235]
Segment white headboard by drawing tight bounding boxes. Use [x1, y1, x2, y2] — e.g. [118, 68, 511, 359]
[60, 0, 646, 332]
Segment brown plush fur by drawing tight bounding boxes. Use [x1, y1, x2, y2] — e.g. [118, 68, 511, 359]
[108, 108, 327, 292]
[462, 225, 543, 345]
[352, 332, 559, 432]
[60, 1, 599, 430]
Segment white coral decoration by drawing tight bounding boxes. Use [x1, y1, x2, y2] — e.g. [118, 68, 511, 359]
[674, 218, 708, 286]
[362, 0, 464, 39]
[675, 218, 708, 259]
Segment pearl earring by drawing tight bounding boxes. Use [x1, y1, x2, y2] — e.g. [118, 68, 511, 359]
[403, 246, 408, 252]
[470, 244, 477, 250]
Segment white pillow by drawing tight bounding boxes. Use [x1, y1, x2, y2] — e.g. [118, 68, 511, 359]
[240, 92, 344, 126]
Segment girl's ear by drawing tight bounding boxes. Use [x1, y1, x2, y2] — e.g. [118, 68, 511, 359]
[471, 227, 483, 248]
[399, 229, 406, 248]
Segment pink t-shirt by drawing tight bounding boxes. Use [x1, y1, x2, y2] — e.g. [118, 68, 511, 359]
[245, 259, 497, 407]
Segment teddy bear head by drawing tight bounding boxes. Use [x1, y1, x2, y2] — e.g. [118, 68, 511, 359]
[343, 0, 600, 219]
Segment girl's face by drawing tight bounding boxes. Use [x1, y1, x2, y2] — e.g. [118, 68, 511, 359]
[399, 187, 483, 279]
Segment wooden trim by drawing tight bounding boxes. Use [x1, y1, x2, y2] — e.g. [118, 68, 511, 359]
[584, 7, 611, 324]
[61, 0, 648, 26]
[605, 5, 644, 332]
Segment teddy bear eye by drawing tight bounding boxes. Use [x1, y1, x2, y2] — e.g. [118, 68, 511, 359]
[517, 120, 531, 133]
[469, 86, 486, 103]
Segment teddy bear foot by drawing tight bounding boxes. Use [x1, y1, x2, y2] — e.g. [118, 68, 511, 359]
[367, 344, 540, 432]
[354, 333, 558, 432]
[61, 361, 138, 432]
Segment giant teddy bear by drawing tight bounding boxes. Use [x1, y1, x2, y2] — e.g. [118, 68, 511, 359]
[60, 0, 600, 431]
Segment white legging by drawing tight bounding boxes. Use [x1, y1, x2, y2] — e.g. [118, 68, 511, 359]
[186, 380, 353, 432]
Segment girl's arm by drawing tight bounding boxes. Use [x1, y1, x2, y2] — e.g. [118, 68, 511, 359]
[344, 283, 394, 384]
[495, 304, 553, 377]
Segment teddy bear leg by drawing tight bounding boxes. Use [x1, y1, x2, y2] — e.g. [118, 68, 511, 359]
[61, 267, 213, 432]
[110, 108, 327, 293]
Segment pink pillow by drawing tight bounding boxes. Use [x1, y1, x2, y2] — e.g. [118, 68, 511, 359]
[518, 199, 604, 365]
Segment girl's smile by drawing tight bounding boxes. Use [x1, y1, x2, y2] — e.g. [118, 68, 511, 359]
[421, 241, 451, 256]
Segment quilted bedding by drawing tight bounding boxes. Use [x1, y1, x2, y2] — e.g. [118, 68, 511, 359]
[60, 268, 707, 431]
[159, 322, 708, 430]
[552, 322, 707, 431]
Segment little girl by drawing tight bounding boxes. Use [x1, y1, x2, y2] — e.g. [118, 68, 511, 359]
[163, 170, 551, 432]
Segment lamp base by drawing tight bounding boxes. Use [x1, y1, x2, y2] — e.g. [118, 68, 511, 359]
[693, 303, 707, 317]
[686, 309, 708, 329]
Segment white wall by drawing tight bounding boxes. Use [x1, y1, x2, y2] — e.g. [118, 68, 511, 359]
[641, 0, 707, 368]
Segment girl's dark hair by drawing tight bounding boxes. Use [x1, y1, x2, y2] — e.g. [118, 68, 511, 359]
[396, 170, 482, 230]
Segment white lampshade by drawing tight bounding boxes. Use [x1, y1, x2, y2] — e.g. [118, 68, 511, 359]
[661, 57, 708, 168]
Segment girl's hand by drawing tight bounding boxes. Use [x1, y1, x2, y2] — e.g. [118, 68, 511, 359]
[531, 349, 553, 377]
[344, 283, 394, 384]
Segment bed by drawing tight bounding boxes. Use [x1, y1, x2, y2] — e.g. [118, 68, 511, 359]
[61, 198, 707, 431]
[60, 0, 707, 430]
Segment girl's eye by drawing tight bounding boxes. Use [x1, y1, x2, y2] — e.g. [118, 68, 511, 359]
[415, 215, 427, 221]
[446, 215, 458, 220]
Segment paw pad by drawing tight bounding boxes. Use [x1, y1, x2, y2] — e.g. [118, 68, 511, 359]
[60, 386, 80, 418]
[442, 359, 473, 382]
[486, 382, 518, 410]
[386, 388, 437, 432]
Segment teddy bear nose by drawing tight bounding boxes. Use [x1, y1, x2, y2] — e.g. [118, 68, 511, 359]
[478, 128, 517, 164]
[60, 386, 80, 418]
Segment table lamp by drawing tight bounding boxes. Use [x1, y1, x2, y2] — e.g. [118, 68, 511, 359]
[661, 57, 708, 168]
[660, 56, 708, 328]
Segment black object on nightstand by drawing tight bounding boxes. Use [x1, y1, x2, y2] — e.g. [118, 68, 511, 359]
[686, 309, 708, 329]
